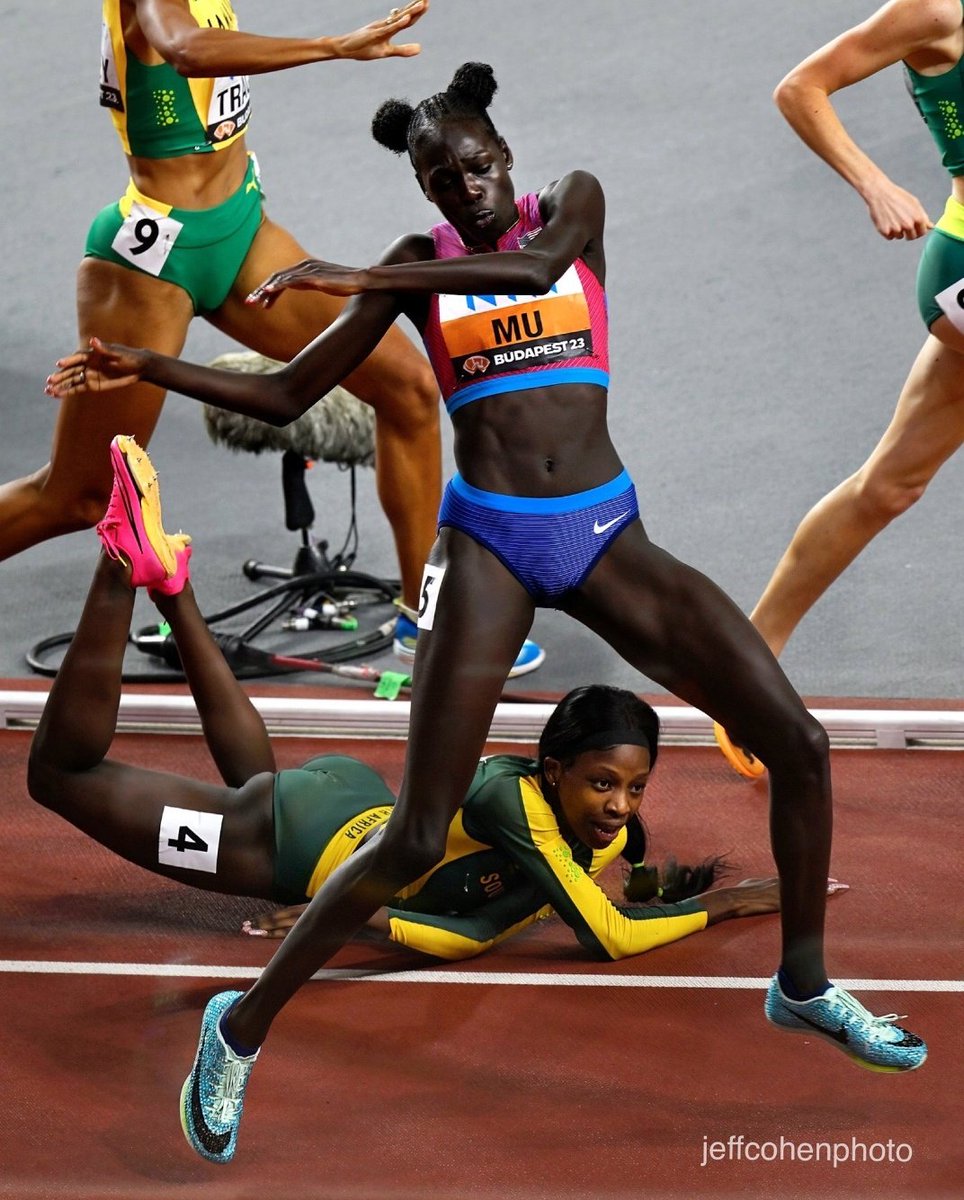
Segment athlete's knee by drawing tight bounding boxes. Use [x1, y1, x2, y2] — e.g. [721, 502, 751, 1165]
[403, 358, 439, 415]
[373, 359, 439, 434]
[765, 708, 830, 781]
[853, 467, 929, 525]
[26, 745, 63, 812]
[67, 487, 114, 532]
[27, 464, 112, 536]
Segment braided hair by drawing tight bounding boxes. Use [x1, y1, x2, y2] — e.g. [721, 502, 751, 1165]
[371, 62, 501, 164]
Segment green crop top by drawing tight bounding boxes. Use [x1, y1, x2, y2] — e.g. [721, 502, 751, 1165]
[99, 0, 251, 158]
[904, 5, 964, 177]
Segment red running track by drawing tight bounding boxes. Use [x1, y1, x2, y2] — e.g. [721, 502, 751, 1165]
[0, 715, 961, 1199]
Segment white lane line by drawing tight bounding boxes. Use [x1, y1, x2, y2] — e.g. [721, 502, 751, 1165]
[0, 961, 960, 990]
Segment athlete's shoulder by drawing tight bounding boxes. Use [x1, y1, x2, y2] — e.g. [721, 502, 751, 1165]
[538, 170, 603, 205]
[871, 0, 962, 43]
[537, 171, 605, 233]
[911, 0, 964, 36]
[378, 231, 436, 265]
[474, 754, 540, 782]
[464, 755, 538, 802]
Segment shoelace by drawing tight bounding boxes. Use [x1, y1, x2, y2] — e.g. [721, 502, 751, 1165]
[212, 1057, 249, 1123]
[831, 988, 907, 1028]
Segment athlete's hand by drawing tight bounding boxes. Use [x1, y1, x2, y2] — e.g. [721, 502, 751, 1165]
[247, 259, 368, 307]
[242, 903, 392, 939]
[45, 336, 148, 397]
[862, 177, 933, 241]
[242, 904, 308, 939]
[330, 0, 428, 62]
[703, 876, 848, 923]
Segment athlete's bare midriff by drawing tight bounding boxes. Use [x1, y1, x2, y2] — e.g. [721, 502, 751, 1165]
[119, 1, 251, 209]
[125, 137, 250, 210]
[451, 383, 624, 496]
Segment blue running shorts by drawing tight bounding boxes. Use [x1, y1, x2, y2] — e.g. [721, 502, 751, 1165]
[438, 469, 639, 603]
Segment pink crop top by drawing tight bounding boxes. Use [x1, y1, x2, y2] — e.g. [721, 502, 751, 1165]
[421, 191, 610, 416]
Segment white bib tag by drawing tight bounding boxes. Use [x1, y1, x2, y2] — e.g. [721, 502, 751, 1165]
[158, 806, 223, 874]
[935, 274, 964, 334]
[99, 20, 123, 111]
[111, 203, 183, 277]
[416, 563, 446, 631]
[206, 74, 252, 143]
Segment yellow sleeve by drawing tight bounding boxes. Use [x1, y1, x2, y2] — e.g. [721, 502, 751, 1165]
[386, 898, 553, 961]
[477, 775, 708, 960]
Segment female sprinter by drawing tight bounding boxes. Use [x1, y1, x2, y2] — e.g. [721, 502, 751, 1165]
[28, 437, 794, 971]
[0, 0, 455, 657]
[717, 0, 964, 773]
[47, 62, 927, 1162]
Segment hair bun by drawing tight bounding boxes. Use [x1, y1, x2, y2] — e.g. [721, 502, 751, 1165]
[448, 62, 498, 111]
[371, 98, 416, 155]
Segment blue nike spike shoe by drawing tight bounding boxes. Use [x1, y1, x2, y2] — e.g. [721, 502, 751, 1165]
[765, 974, 927, 1073]
[180, 990, 260, 1163]
[393, 611, 546, 678]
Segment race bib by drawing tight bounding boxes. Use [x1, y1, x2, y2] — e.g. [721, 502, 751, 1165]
[437, 264, 593, 383]
[935, 274, 964, 335]
[205, 74, 251, 144]
[158, 806, 223, 874]
[111, 203, 183, 276]
[416, 563, 445, 631]
[98, 19, 123, 111]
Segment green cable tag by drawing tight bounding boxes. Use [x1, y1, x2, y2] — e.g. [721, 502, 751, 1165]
[374, 670, 411, 700]
[158, 622, 171, 637]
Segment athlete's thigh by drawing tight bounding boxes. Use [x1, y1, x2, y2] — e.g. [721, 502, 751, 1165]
[863, 331, 964, 484]
[48, 259, 194, 496]
[391, 529, 536, 830]
[563, 522, 809, 751]
[69, 759, 276, 897]
[209, 217, 432, 409]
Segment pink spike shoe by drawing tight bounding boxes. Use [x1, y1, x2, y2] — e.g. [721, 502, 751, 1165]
[96, 435, 192, 595]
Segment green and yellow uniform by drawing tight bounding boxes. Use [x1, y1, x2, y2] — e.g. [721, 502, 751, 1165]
[905, 2, 964, 329]
[99, 0, 251, 157]
[273, 754, 707, 962]
[87, 0, 264, 313]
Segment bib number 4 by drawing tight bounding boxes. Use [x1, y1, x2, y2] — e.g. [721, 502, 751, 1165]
[158, 806, 222, 874]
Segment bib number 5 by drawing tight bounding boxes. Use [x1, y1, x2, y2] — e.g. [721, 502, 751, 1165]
[416, 564, 445, 631]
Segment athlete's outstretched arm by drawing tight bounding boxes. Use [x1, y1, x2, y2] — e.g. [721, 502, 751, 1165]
[134, 0, 428, 76]
[773, 0, 948, 238]
[45, 258, 407, 424]
[248, 170, 607, 305]
[45, 171, 601, 418]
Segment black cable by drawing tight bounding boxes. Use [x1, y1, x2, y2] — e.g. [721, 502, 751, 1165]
[25, 631, 179, 683]
[25, 614, 398, 683]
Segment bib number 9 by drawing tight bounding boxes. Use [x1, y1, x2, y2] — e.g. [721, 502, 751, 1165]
[130, 218, 160, 256]
[111, 202, 183, 277]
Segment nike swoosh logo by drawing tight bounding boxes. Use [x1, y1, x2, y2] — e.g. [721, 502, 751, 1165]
[786, 1006, 849, 1045]
[190, 1029, 232, 1155]
[119, 462, 144, 551]
[593, 511, 629, 535]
